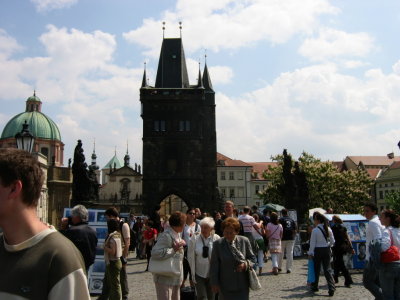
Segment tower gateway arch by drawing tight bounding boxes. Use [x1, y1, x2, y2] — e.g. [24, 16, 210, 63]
[140, 36, 220, 214]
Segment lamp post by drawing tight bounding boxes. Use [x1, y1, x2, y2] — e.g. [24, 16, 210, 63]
[15, 120, 35, 153]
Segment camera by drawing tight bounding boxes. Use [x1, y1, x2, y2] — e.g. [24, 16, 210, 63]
[202, 246, 209, 258]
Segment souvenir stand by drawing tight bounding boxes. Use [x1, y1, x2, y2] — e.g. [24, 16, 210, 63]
[324, 214, 368, 269]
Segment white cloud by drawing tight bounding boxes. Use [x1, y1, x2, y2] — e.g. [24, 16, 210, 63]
[342, 60, 369, 69]
[186, 58, 233, 86]
[31, 0, 78, 12]
[0, 29, 22, 58]
[0, 25, 144, 168]
[393, 60, 400, 75]
[216, 62, 400, 162]
[299, 28, 375, 62]
[123, 0, 338, 57]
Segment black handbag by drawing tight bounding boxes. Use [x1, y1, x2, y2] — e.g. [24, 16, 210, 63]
[180, 286, 196, 300]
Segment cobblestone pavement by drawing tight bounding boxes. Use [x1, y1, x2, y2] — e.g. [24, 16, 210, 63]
[92, 256, 375, 300]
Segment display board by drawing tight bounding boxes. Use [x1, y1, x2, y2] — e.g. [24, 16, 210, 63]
[325, 214, 368, 269]
[63, 208, 107, 295]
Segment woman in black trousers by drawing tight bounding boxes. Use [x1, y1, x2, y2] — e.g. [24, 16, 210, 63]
[308, 212, 336, 297]
[331, 215, 354, 287]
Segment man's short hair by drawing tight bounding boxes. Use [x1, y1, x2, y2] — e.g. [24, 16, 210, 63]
[0, 148, 44, 207]
[364, 203, 378, 213]
[281, 209, 288, 216]
[105, 207, 119, 218]
[71, 205, 89, 222]
[243, 206, 250, 213]
[224, 200, 234, 207]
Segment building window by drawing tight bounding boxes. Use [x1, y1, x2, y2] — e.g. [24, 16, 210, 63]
[385, 183, 388, 187]
[154, 120, 166, 132]
[179, 120, 190, 131]
[379, 191, 384, 199]
[229, 171, 234, 180]
[255, 185, 259, 194]
[229, 188, 235, 198]
[237, 172, 243, 180]
[391, 183, 394, 186]
[220, 171, 226, 180]
[220, 188, 226, 197]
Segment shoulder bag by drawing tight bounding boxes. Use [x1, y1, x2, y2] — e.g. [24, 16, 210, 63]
[381, 230, 400, 263]
[148, 233, 181, 277]
[228, 239, 261, 291]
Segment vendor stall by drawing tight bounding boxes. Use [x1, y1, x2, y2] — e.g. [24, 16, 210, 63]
[324, 214, 368, 269]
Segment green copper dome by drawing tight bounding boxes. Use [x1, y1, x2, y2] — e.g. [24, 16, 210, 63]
[103, 154, 122, 169]
[1, 111, 62, 141]
[0, 92, 61, 141]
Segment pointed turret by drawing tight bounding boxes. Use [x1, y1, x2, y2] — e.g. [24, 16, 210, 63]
[197, 63, 203, 88]
[202, 63, 213, 91]
[155, 38, 189, 88]
[124, 141, 130, 167]
[141, 62, 147, 88]
[90, 140, 99, 170]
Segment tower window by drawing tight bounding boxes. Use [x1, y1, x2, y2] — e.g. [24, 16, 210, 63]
[220, 171, 226, 180]
[154, 120, 166, 132]
[229, 172, 234, 180]
[179, 120, 190, 132]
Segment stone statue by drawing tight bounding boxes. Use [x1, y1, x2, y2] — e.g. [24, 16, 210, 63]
[71, 140, 99, 206]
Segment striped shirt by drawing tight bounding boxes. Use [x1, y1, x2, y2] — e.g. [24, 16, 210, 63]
[238, 214, 256, 233]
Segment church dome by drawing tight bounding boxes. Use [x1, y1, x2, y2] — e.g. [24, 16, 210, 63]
[0, 93, 62, 141]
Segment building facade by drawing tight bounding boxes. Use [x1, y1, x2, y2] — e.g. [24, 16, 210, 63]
[375, 161, 400, 211]
[216, 153, 276, 209]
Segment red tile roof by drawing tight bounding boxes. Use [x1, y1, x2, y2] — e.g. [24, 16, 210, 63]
[216, 152, 252, 167]
[347, 156, 400, 166]
[366, 169, 381, 179]
[389, 161, 400, 170]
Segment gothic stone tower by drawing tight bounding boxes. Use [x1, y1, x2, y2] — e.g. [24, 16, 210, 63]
[140, 37, 219, 214]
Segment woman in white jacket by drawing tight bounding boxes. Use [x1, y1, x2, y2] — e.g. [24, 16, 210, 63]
[187, 217, 220, 300]
[379, 209, 400, 300]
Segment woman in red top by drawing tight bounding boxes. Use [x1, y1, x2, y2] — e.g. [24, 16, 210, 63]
[144, 220, 158, 271]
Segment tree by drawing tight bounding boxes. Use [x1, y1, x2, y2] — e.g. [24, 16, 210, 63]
[385, 191, 400, 214]
[260, 151, 373, 221]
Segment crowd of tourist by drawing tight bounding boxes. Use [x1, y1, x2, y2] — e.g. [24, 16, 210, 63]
[1, 148, 400, 300]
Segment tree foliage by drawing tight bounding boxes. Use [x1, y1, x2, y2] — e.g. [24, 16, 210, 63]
[260, 151, 373, 216]
[385, 191, 400, 214]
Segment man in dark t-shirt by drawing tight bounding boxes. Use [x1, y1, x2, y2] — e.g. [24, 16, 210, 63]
[278, 209, 297, 273]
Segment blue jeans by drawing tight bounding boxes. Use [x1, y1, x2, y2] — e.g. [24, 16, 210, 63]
[379, 262, 400, 300]
[363, 261, 383, 300]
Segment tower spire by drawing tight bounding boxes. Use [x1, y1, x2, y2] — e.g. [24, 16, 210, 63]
[179, 21, 182, 38]
[202, 53, 213, 91]
[124, 140, 130, 166]
[141, 62, 147, 88]
[162, 21, 165, 39]
[90, 138, 99, 170]
[197, 61, 203, 88]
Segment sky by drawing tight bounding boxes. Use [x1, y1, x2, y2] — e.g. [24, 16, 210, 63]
[1, 0, 400, 169]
